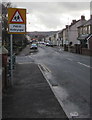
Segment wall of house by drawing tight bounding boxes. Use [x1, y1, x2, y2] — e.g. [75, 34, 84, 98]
[68, 24, 78, 45]
[63, 29, 68, 44]
[51, 35, 57, 45]
[45, 36, 50, 42]
[68, 19, 86, 45]
[89, 36, 92, 50]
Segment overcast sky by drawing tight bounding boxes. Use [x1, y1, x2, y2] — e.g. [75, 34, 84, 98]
[12, 2, 91, 32]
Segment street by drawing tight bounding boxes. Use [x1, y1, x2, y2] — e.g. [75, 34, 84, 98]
[2, 2, 92, 119]
[16, 44, 90, 118]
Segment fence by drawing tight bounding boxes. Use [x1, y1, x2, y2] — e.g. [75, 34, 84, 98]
[68, 46, 92, 56]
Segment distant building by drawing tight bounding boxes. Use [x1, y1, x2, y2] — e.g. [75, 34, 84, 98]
[58, 26, 69, 47]
[51, 32, 59, 46]
[28, 31, 58, 41]
[45, 36, 50, 42]
[63, 26, 69, 45]
[45, 31, 60, 46]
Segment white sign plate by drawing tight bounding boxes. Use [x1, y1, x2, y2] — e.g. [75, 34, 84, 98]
[9, 24, 25, 33]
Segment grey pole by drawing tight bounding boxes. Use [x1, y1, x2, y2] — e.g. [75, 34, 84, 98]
[10, 34, 13, 85]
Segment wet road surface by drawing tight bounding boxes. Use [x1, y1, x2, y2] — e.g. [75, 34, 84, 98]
[16, 44, 90, 118]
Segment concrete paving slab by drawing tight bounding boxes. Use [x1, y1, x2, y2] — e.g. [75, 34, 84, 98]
[2, 63, 68, 119]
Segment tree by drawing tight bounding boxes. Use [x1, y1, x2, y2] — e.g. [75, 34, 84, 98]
[2, 2, 12, 47]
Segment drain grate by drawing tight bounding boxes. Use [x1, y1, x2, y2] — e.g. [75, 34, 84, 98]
[38, 64, 58, 87]
[52, 84, 58, 87]
[50, 81, 58, 87]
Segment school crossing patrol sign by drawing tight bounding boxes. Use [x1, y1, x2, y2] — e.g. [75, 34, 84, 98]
[8, 8, 26, 34]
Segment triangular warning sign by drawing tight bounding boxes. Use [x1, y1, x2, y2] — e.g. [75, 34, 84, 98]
[10, 10, 24, 23]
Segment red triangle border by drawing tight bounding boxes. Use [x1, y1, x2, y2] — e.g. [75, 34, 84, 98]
[10, 9, 24, 23]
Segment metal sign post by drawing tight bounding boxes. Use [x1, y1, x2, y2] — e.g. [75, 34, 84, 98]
[8, 8, 26, 86]
[10, 34, 13, 85]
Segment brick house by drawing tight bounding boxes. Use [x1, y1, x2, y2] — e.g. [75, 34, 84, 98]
[77, 15, 92, 55]
[62, 26, 69, 45]
[59, 16, 86, 48]
[68, 15, 86, 46]
[48, 32, 60, 46]
[77, 15, 92, 49]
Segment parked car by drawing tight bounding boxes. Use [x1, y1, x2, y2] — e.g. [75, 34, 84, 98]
[38, 41, 46, 45]
[30, 44, 38, 49]
[46, 43, 50, 46]
[46, 43, 53, 47]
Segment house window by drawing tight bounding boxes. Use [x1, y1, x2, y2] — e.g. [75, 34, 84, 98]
[88, 25, 90, 34]
[83, 26, 87, 34]
[80, 27, 83, 35]
[78, 28, 80, 36]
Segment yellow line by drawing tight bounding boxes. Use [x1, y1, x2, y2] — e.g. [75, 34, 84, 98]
[42, 64, 51, 73]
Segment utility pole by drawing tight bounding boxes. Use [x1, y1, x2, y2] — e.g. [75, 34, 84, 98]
[10, 34, 13, 85]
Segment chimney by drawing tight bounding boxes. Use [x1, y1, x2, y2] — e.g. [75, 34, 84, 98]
[81, 15, 85, 20]
[66, 25, 68, 28]
[72, 20, 76, 24]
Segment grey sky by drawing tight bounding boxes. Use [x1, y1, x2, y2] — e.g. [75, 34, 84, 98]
[12, 2, 90, 31]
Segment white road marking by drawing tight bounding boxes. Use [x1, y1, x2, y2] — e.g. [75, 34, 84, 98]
[66, 58, 91, 69]
[77, 62, 91, 68]
[0, 69, 2, 75]
[70, 112, 79, 117]
[18, 62, 32, 64]
[67, 58, 73, 61]
[55, 51, 59, 54]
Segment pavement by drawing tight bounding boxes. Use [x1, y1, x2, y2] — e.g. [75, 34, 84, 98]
[2, 46, 68, 119]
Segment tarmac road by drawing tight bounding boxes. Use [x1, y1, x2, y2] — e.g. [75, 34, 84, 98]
[15, 44, 90, 118]
[29, 44, 90, 118]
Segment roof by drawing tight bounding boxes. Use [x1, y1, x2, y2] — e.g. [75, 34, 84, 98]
[87, 34, 92, 41]
[77, 34, 89, 40]
[84, 19, 92, 26]
[77, 19, 92, 28]
[69, 20, 80, 28]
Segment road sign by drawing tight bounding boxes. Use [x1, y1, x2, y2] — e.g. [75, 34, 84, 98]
[8, 8, 26, 85]
[10, 10, 24, 23]
[8, 8, 26, 34]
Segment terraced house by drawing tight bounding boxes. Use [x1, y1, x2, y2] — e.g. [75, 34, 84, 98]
[58, 16, 86, 47]
[68, 15, 86, 46]
[77, 15, 92, 50]
[77, 15, 92, 55]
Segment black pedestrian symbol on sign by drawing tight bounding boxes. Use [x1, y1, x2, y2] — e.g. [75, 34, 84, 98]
[14, 15, 20, 21]
[11, 11, 23, 23]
